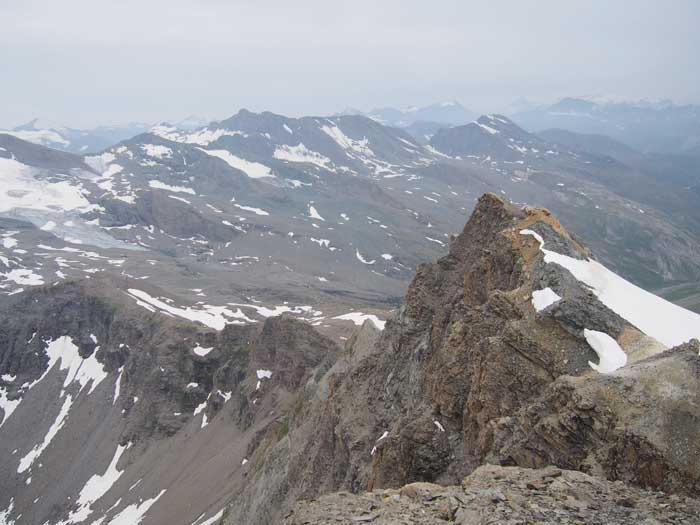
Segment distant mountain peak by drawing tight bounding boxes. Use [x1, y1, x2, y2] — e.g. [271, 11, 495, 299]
[13, 117, 66, 132]
[351, 100, 478, 129]
[174, 114, 211, 130]
[510, 95, 700, 154]
[573, 94, 675, 109]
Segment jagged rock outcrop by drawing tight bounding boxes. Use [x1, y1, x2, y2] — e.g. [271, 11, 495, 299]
[222, 193, 700, 524]
[285, 464, 700, 524]
[490, 339, 700, 495]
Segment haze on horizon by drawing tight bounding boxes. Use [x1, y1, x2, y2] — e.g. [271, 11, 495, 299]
[1, 0, 699, 128]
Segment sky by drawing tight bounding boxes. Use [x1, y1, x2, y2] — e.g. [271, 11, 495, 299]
[1, 0, 699, 128]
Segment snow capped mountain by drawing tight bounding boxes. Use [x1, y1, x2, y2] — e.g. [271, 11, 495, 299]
[173, 115, 212, 130]
[511, 97, 700, 155]
[0, 119, 151, 154]
[0, 112, 468, 332]
[572, 94, 675, 109]
[2, 107, 700, 312]
[3, 119, 72, 149]
[342, 100, 478, 129]
[152, 108, 430, 178]
[429, 114, 545, 160]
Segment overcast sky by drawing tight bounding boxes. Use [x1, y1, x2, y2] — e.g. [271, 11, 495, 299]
[1, 0, 699, 128]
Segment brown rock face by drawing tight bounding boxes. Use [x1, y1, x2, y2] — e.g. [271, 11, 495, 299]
[348, 193, 613, 488]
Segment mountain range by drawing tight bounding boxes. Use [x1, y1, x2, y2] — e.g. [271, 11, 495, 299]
[511, 96, 700, 156]
[338, 101, 478, 143]
[0, 116, 208, 156]
[337, 97, 700, 161]
[3, 109, 700, 311]
[1, 192, 699, 524]
[1, 105, 700, 523]
[0, 119, 152, 155]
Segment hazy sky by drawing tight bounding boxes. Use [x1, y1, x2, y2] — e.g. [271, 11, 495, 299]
[2, 0, 699, 128]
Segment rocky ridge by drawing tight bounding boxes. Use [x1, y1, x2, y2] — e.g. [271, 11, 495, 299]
[219, 193, 700, 523]
[285, 465, 700, 524]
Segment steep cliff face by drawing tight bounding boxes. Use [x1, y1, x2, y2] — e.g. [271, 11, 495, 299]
[0, 278, 341, 524]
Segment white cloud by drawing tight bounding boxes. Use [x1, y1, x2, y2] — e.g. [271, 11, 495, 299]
[1, 0, 698, 127]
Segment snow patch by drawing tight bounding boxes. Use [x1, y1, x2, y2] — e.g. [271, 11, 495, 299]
[308, 205, 325, 221]
[0, 158, 96, 214]
[0, 498, 15, 525]
[520, 229, 700, 348]
[126, 289, 256, 330]
[2, 128, 69, 147]
[234, 204, 269, 216]
[113, 367, 124, 405]
[355, 250, 375, 265]
[320, 125, 374, 157]
[256, 369, 273, 380]
[141, 144, 172, 159]
[274, 143, 333, 170]
[151, 125, 246, 145]
[59, 444, 128, 524]
[475, 121, 500, 134]
[0, 386, 22, 429]
[255, 369, 272, 390]
[168, 195, 191, 205]
[200, 149, 273, 179]
[2, 269, 44, 286]
[531, 287, 562, 312]
[18, 394, 73, 473]
[192, 509, 225, 525]
[108, 489, 166, 525]
[584, 329, 628, 373]
[148, 180, 196, 194]
[333, 312, 385, 330]
[192, 345, 213, 357]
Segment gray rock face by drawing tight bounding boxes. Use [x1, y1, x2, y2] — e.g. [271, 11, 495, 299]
[0, 277, 342, 524]
[285, 465, 700, 524]
[490, 339, 700, 495]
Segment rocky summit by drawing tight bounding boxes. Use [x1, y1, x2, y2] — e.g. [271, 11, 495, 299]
[1, 191, 700, 524]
